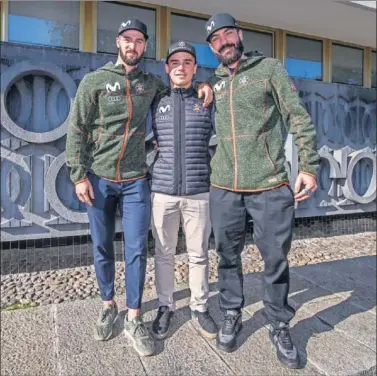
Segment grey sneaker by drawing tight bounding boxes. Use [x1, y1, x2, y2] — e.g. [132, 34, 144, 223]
[94, 304, 118, 341]
[124, 314, 155, 356]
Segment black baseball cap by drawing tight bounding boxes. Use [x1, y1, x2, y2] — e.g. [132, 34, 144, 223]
[118, 18, 148, 40]
[205, 13, 238, 42]
[166, 41, 197, 62]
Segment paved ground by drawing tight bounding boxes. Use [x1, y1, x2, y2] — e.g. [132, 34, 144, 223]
[1, 253, 376, 376]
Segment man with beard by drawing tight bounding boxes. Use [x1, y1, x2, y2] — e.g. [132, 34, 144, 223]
[204, 13, 319, 368]
[66, 19, 212, 357]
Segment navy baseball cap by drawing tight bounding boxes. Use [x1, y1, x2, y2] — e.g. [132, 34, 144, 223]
[166, 41, 196, 62]
[205, 13, 238, 42]
[118, 18, 148, 40]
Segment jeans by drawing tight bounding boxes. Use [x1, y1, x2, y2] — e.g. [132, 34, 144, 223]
[86, 174, 151, 309]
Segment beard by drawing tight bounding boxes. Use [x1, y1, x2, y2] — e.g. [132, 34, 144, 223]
[215, 39, 244, 67]
[119, 49, 144, 66]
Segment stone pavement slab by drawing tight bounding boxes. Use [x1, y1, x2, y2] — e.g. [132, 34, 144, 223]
[59, 347, 146, 376]
[288, 272, 376, 352]
[55, 299, 146, 376]
[0, 306, 57, 376]
[1, 256, 376, 376]
[55, 298, 128, 357]
[301, 256, 376, 288]
[291, 261, 376, 312]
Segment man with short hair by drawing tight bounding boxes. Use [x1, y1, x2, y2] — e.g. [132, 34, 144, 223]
[66, 19, 212, 357]
[204, 13, 319, 368]
[150, 41, 217, 340]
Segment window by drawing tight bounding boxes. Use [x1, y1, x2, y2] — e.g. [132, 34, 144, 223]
[97, 2, 156, 58]
[372, 51, 376, 88]
[170, 14, 273, 68]
[241, 29, 273, 58]
[8, 1, 79, 49]
[170, 14, 218, 68]
[286, 35, 323, 80]
[332, 44, 363, 86]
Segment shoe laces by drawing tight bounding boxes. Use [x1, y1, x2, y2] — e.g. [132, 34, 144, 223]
[223, 313, 238, 334]
[100, 307, 112, 324]
[276, 327, 293, 350]
[157, 306, 168, 318]
[135, 321, 149, 338]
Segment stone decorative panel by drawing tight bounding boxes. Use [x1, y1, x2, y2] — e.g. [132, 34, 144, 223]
[0, 42, 376, 241]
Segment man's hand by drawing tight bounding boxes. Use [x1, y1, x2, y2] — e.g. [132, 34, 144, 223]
[75, 179, 95, 206]
[153, 140, 159, 152]
[294, 172, 317, 202]
[197, 83, 213, 107]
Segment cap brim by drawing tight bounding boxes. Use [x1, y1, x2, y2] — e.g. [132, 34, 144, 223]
[166, 49, 196, 62]
[206, 25, 236, 42]
[118, 28, 149, 40]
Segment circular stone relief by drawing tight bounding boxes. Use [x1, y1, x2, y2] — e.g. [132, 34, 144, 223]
[45, 152, 89, 224]
[1, 61, 77, 143]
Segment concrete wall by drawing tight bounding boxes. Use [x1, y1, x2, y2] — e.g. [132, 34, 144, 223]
[1, 42, 376, 241]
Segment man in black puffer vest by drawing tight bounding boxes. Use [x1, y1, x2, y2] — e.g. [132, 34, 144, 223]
[150, 41, 217, 340]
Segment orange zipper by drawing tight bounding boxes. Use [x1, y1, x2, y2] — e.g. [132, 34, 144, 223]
[116, 78, 132, 181]
[229, 64, 239, 190]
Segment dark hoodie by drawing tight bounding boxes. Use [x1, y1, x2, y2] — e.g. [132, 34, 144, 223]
[66, 62, 168, 183]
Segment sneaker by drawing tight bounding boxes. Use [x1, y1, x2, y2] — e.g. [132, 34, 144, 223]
[268, 322, 300, 369]
[93, 304, 118, 341]
[124, 314, 155, 356]
[216, 310, 242, 352]
[151, 306, 174, 340]
[191, 310, 218, 339]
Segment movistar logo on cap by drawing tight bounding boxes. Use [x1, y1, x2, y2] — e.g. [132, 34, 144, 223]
[121, 20, 132, 28]
[207, 21, 215, 32]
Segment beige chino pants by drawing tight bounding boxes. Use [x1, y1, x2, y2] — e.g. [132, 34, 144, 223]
[151, 192, 211, 312]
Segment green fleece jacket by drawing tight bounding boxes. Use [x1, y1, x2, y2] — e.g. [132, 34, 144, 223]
[66, 62, 167, 183]
[210, 55, 319, 192]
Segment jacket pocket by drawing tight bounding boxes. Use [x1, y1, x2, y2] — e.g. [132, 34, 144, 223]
[262, 133, 279, 177]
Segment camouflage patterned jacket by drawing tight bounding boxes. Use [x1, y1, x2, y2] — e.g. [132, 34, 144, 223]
[66, 62, 167, 184]
[210, 55, 319, 192]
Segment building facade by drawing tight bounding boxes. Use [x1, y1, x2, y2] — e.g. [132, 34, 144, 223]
[0, 0, 376, 241]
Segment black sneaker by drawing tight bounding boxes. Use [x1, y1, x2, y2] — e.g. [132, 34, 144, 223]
[216, 310, 242, 352]
[151, 306, 174, 340]
[268, 322, 300, 369]
[191, 310, 218, 339]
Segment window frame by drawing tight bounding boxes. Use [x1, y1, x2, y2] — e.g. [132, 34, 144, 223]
[371, 50, 376, 88]
[168, 9, 275, 68]
[285, 33, 324, 81]
[96, 1, 158, 59]
[331, 42, 365, 86]
[6, 0, 81, 50]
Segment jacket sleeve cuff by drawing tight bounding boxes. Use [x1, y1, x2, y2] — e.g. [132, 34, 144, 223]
[299, 170, 317, 179]
[74, 177, 89, 185]
[70, 166, 88, 185]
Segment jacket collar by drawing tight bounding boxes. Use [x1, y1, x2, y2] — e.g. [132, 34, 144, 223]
[215, 54, 266, 77]
[170, 86, 195, 98]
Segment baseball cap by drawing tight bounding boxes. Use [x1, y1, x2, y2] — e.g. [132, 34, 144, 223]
[205, 13, 238, 42]
[166, 41, 197, 62]
[118, 18, 148, 40]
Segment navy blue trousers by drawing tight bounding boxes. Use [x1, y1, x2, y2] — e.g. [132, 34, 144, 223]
[86, 174, 151, 309]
